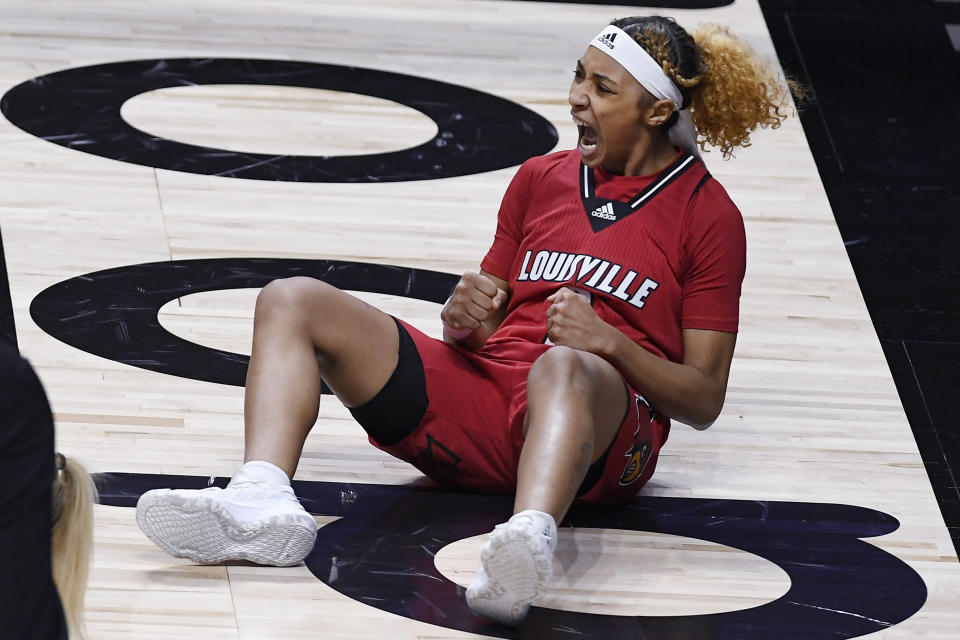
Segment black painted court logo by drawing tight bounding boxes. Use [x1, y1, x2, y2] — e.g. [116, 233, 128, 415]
[94, 473, 929, 640]
[0, 58, 557, 183]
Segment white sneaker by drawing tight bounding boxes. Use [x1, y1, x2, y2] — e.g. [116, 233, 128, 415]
[465, 512, 555, 625]
[136, 471, 318, 566]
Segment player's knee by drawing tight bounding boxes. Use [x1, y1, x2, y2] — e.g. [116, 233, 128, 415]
[529, 346, 610, 394]
[255, 277, 333, 322]
[254, 277, 347, 340]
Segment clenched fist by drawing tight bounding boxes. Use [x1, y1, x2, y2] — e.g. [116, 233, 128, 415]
[441, 271, 508, 342]
[545, 287, 616, 355]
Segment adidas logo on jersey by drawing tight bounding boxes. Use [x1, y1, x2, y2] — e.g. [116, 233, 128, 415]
[590, 203, 616, 221]
[598, 32, 617, 50]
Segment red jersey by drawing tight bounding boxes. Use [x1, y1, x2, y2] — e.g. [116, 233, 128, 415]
[479, 149, 746, 365]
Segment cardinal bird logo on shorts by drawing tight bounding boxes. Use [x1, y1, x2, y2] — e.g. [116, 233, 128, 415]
[618, 441, 652, 486]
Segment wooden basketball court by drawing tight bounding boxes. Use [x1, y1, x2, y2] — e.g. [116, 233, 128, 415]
[1, 0, 956, 637]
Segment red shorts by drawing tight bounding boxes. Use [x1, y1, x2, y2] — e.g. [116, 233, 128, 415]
[367, 319, 669, 505]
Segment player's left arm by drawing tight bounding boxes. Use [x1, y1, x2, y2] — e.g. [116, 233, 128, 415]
[545, 290, 736, 429]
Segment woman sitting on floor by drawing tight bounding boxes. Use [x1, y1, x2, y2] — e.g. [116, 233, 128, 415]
[136, 14, 794, 626]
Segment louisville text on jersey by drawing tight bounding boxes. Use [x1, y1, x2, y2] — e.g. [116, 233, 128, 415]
[516, 249, 660, 308]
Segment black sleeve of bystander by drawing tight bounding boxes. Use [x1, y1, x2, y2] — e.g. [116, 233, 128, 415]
[0, 338, 68, 640]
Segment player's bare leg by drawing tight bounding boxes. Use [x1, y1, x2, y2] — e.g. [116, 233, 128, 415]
[515, 346, 627, 520]
[467, 346, 627, 624]
[244, 276, 400, 477]
[137, 276, 400, 566]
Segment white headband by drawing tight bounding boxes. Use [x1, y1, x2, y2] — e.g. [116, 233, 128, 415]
[589, 25, 683, 110]
[588, 24, 700, 157]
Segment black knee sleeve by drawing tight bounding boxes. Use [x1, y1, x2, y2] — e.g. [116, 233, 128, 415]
[348, 318, 429, 447]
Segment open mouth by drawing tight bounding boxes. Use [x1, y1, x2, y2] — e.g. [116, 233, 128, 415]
[573, 116, 598, 155]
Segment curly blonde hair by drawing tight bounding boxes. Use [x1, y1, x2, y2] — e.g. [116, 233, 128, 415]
[612, 16, 797, 158]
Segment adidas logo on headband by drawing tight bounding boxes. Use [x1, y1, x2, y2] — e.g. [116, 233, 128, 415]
[598, 31, 617, 49]
[589, 25, 683, 108]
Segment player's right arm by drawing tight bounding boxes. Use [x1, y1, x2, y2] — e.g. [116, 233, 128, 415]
[440, 270, 510, 350]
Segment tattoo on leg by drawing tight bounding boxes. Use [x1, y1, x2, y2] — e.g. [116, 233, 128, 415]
[574, 443, 591, 478]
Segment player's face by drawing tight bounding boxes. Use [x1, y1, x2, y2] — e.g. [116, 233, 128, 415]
[569, 46, 652, 174]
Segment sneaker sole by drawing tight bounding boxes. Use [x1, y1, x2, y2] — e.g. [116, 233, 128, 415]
[136, 490, 317, 566]
[466, 525, 551, 624]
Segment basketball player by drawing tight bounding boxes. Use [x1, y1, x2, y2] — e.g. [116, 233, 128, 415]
[136, 16, 795, 625]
